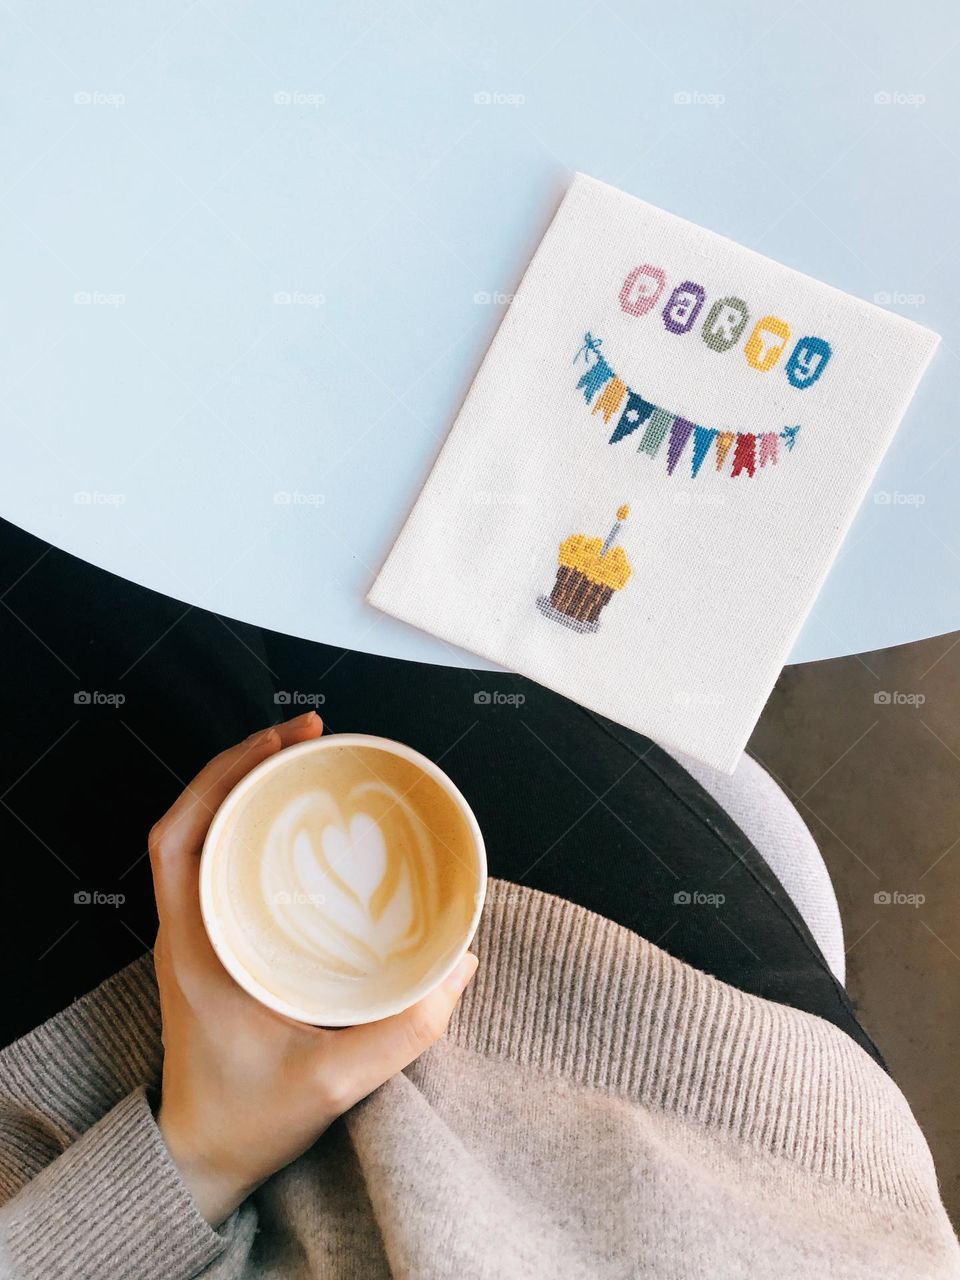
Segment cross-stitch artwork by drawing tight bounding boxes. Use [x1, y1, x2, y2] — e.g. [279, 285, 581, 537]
[368, 175, 939, 771]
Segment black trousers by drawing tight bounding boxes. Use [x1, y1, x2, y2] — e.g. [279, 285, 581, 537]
[0, 518, 881, 1065]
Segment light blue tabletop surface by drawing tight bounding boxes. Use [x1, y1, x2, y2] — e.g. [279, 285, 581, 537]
[2, 1, 958, 667]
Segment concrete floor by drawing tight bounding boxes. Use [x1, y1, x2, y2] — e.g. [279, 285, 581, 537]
[748, 632, 960, 1227]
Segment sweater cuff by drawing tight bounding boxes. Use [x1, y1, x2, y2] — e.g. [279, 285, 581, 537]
[3, 1088, 235, 1280]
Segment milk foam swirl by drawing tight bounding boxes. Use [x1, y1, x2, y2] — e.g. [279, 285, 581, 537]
[256, 780, 441, 980]
[207, 739, 483, 1022]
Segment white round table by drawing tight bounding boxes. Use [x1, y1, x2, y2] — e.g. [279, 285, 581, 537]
[3, 2, 957, 665]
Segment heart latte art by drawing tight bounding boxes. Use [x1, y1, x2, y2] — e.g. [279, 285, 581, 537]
[205, 743, 481, 1022]
[261, 787, 440, 977]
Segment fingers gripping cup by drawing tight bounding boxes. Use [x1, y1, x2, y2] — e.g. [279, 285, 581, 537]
[200, 735, 487, 1025]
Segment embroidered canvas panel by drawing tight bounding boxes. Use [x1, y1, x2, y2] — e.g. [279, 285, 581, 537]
[368, 174, 939, 771]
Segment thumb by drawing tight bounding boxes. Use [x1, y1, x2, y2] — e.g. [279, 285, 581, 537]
[323, 953, 478, 1111]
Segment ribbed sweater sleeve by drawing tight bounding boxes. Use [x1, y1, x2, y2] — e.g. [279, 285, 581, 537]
[0, 956, 254, 1279]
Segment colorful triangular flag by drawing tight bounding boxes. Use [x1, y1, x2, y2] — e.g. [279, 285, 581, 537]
[610, 390, 655, 443]
[576, 355, 614, 404]
[667, 418, 695, 475]
[731, 433, 757, 478]
[638, 407, 673, 457]
[691, 427, 717, 478]
[759, 433, 779, 468]
[715, 431, 736, 471]
[593, 377, 628, 425]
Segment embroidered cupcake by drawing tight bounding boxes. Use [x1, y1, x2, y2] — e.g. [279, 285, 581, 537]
[536, 505, 632, 634]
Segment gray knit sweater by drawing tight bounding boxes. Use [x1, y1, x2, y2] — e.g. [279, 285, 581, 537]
[0, 881, 956, 1279]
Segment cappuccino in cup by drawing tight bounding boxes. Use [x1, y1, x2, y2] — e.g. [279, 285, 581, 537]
[200, 734, 486, 1025]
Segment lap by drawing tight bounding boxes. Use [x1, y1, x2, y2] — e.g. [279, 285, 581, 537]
[267, 640, 880, 1064]
[0, 519, 880, 1067]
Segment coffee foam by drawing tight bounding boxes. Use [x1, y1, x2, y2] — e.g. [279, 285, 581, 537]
[206, 743, 481, 1021]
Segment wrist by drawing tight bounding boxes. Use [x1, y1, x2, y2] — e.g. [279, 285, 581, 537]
[157, 1106, 255, 1227]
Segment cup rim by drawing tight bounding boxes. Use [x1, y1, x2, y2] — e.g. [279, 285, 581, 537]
[199, 732, 487, 1026]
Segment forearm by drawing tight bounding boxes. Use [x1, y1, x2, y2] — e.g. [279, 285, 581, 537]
[0, 957, 255, 1278]
[0, 1089, 250, 1280]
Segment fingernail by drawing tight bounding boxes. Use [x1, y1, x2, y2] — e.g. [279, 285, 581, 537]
[287, 710, 319, 727]
[446, 953, 478, 994]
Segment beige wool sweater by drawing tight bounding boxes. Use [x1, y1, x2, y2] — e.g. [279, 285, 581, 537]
[0, 881, 956, 1279]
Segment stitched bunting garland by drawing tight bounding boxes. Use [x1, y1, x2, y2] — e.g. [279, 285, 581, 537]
[574, 333, 799, 478]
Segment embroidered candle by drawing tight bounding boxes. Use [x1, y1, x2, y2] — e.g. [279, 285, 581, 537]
[368, 174, 939, 771]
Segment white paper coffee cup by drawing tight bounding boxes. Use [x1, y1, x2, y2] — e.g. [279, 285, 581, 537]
[199, 733, 487, 1026]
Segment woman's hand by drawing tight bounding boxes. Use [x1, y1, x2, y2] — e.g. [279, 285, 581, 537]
[150, 712, 477, 1227]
